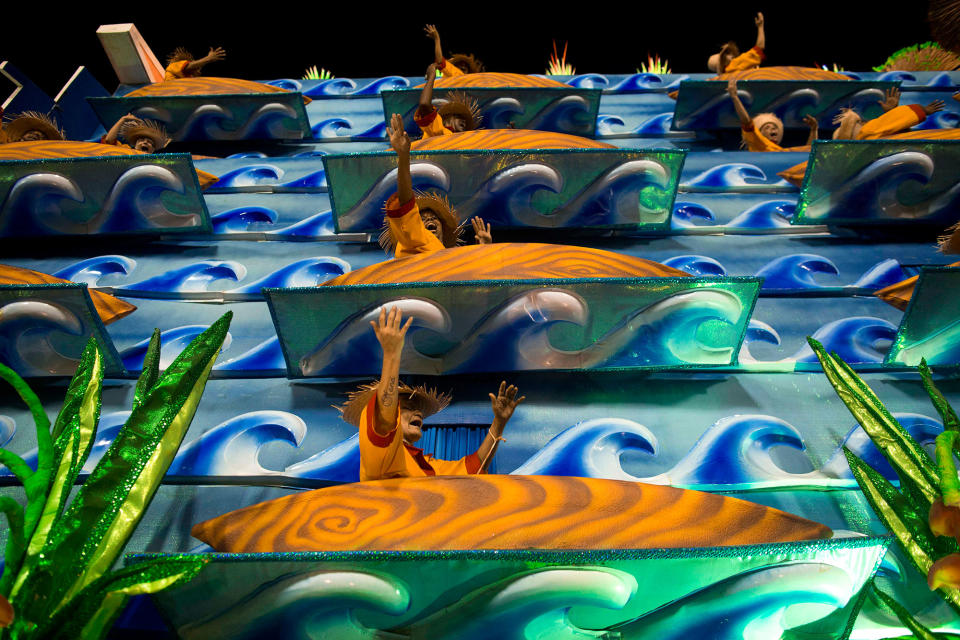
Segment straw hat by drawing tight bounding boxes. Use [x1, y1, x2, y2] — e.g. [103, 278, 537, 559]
[448, 53, 484, 74]
[379, 190, 464, 254]
[166, 47, 195, 65]
[438, 92, 482, 131]
[337, 381, 451, 427]
[4, 112, 64, 142]
[121, 118, 171, 151]
[939, 221, 960, 254]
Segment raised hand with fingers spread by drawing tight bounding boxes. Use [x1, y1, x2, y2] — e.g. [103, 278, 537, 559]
[471, 216, 492, 244]
[878, 87, 901, 112]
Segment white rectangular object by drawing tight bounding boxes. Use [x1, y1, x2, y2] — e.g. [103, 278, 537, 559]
[96, 23, 164, 85]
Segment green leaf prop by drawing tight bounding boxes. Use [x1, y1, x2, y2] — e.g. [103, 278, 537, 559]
[0, 311, 232, 639]
[809, 337, 960, 615]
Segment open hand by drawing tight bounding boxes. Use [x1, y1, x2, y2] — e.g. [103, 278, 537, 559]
[925, 100, 946, 115]
[802, 114, 818, 129]
[877, 87, 900, 112]
[206, 47, 226, 62]
[490, 381, 525, 424]
[755, 12, 764, 28]
[471, 216, 492, 244]
[424, 24, 440, 41]
[371, 306, 413, 359]
[387, 113, 410, 154]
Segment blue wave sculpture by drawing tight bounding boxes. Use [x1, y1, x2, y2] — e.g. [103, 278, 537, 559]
[663, 255, 727, 276]
[211, 207, 278, 233]
[114, 261, 246, 295]
[53, 255, 137, 285]
[755, 254, 840, 290]
[213, 165, 284, 189]
[726, 200, 796, 228]
[214, 337, 285, 372]
[269, 209, 335, 237]
[684, 163, 772, 189]
[223, 257, 351, 298]
[672, 202, 715, 228]
[285, 433, 361, 482]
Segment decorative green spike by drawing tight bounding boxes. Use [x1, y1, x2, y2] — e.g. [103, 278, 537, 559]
[132, 329, 161, 411]
[936, 432, 960, 507]
[809, 337, 939, 504]
[871, 583, 939, 640]
[919, 359, 960, 433]
[10, 312, 231, 626]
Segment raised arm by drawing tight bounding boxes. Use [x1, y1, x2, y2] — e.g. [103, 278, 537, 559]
[878, 87, 901, 113]
[102, 114, 140, 145]
[185, 47, 226, 75]
[476, 381, 524, 472]
[425, 25, 444, 66]
[417, 64, 438, 118]
[471, 216, 492, 244]
[387, 113, 413, 204]
[727, 79, 754, 128]
[370, 307, 413, 435]
[754, 12, 765, 51]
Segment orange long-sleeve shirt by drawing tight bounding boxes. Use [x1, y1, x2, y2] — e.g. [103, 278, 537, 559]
[384, 194, 447, 258]
[438, 57, 465, 78]
[359, 393, 482, 481]
[858, 104, 927, 139]
[164, 60, 192, 81]
[414, 107, 453, 138]
[725, 47, 765, 73]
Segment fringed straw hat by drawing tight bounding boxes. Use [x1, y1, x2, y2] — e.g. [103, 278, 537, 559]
[378, 190, 464, 255]
[3, 111, 64, 142]
[448, 53, 484, 74]
[337, 381, 452, 427]
[752, 113, 783, 134]
[438, 92, 482, 131]
[939, 221, 960, 254]
[832, 108, 864, 139]
[121, 118, 171, 151]
[167, 47, 195, 65]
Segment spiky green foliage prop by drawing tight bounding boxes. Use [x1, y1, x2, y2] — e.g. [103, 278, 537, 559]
[809, 337, 960, 614]
[873, 42, 960, 72]
[302, 66, 334, 81]
[638, 55, 670, 75]
[0, 311, 232, 638]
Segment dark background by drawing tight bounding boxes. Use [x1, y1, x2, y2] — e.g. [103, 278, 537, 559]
[0, 2, 936, 94]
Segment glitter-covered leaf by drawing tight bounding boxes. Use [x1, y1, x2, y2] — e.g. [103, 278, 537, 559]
[919, 359, 960, 433]
[34, 557, 207, 640]
[871, 583, 940, 640]
[10, 312, 231, 627]
[809, 337, 939, 505]
[132, 329, 160, 412]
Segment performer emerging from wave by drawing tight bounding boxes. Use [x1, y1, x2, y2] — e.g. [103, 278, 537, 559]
[339, 306, 524, 481]
[425, 24, 484, 78]
[382, 113, 492, 257]
[414, 64, 482, 138]
[164, 46, 227, 81]
[101, 115, 171, 153]
[727, 79, 818, 151]
[831, 87, 945, 139]
[709, 12, 766, 74]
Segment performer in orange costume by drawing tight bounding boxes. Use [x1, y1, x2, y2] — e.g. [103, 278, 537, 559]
[425, 24, 484, 78]
[101, 115, 171, 153]
[709, 12, 766, 74]
[381, 113, 492, 257]
[413, 64, 482, 138]
[342, 306, 524, 481]
[727, 78, 818, 151]
[164, 46, 227, 81]
[2, 112, 64, 142]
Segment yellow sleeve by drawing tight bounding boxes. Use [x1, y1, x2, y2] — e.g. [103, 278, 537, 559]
[358, 393, 408, 481]
[741, 125, 783, 152]
[414, 107, 453, 138]
[439, 58, 465, 78]
[429, 452, 484, 476]
[385, 194, 447, 258]
[725, 47, 764, 73]
[164, 60, 191, 81]
[858, 104, 927, 140]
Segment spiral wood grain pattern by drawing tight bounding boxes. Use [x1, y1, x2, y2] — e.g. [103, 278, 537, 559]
[191, 475, 832, 552]
[324, 243, 688, 286]
[0, 264, 136, 325]
[411, 129, 614, 151]
[0, 141, 219, 190]
[125, 77, 302, 99]
[714, 66, 851, 81]
[432, 73, 570, 88]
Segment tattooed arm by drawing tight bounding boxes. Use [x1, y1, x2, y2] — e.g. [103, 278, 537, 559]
[371, 306, 413, 434]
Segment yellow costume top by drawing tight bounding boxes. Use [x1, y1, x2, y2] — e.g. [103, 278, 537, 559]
[725, 47, 765, 73]
[384, 194, 447, 258]
[414, 107, 454, 138]
[438, 57, 465, 78]
[164, 60, 192, 81]
[358, 393, 482, 481]
[858, 104, 927, 139]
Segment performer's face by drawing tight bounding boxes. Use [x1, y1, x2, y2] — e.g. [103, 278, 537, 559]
[20, 130, 45, 141]
[399, 399, 424, 443]
[420, 209, 443, 240]
[444, 114, 468, 132]
[759, 121, 783, 144]
[133, 137, 156, 153]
